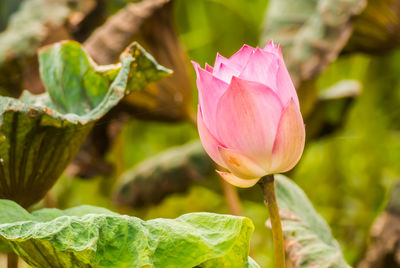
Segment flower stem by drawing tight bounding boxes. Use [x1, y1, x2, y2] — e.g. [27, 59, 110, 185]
[7, 252, 18, 268]
[258, 174, 285, 268]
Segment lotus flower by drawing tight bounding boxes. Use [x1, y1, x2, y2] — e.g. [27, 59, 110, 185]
[192, 42, 305, 188]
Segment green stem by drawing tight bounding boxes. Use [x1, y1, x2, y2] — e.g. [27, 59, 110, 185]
[258, 174, 285, 268]
[7, 252, 18, 268]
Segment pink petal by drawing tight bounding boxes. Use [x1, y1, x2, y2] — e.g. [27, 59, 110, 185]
[197, 106, 227, 168]
[240, 46, 299, 107]
[213, 53, 241, 73]
[263, 41, 282, 57]
[263, 40, 278, 53]
[270, 99, 305, 173]
[277, 44, 283, 57]
[215, 76, 283, 170]
[228, 44, 255, 69]
[192, 61, 229, 133]
[218, 146, 266, 179]
[275, 56, 300, 107]
[263, 41, 298, 107]
[216, 170, 260, 188]
[239, 48, 279, 91]
[213, 62, 240, 83]
[205, 63, 213, 73]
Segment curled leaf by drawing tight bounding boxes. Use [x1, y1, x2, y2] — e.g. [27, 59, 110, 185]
[0, 40, 170, 207]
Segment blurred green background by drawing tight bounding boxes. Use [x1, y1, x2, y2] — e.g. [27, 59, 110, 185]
[51, 0, 400, 267]
[2, 0, 400, 267]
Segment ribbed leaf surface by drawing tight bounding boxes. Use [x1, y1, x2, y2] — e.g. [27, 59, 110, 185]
[0, 41, 170, 207]
[0, 200, 259, 268]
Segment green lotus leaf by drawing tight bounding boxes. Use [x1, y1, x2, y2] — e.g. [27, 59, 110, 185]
[274, 175, 350, 268]
[0, 40, 170, 208]
[0, 199, 258, 268]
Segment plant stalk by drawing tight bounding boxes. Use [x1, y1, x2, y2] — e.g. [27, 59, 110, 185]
[258, 174, 285, 268]
[7, 252, 18, 268]
[220, 178, 242, 216]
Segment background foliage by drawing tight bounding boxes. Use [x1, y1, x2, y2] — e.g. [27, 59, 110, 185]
[1, 0, 400, 267]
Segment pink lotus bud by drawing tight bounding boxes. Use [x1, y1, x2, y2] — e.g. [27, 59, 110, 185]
[192, 42, 305, 188]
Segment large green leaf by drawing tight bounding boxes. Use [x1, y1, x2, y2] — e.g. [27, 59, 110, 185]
[273, 175, 350, 268]
[0, 199, 258, 268]
[0, 40, 170, 208]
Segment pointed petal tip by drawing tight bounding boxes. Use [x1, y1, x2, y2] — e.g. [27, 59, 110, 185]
[216, 170, 260, 188]
[228, 75, 252, 91]
[226, 45, 255, 70]
[255, 46, 263, 53]
[213, 53, 231, 70]
[229, 75, 246, 86]
[191, 60, 201, 76]
[191, 60, 200, 68]
[288, 95, 300, 109]
[196, 63, 229, 87]
[241, 44, 253, 49]
[277, 44, 283, 57]
[263, 40, 282, 54]
[213, 62, 241, 83]
[215, 52, 224, 60]
[205, 63, 213, 72]
[237, 44, 255, 53]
